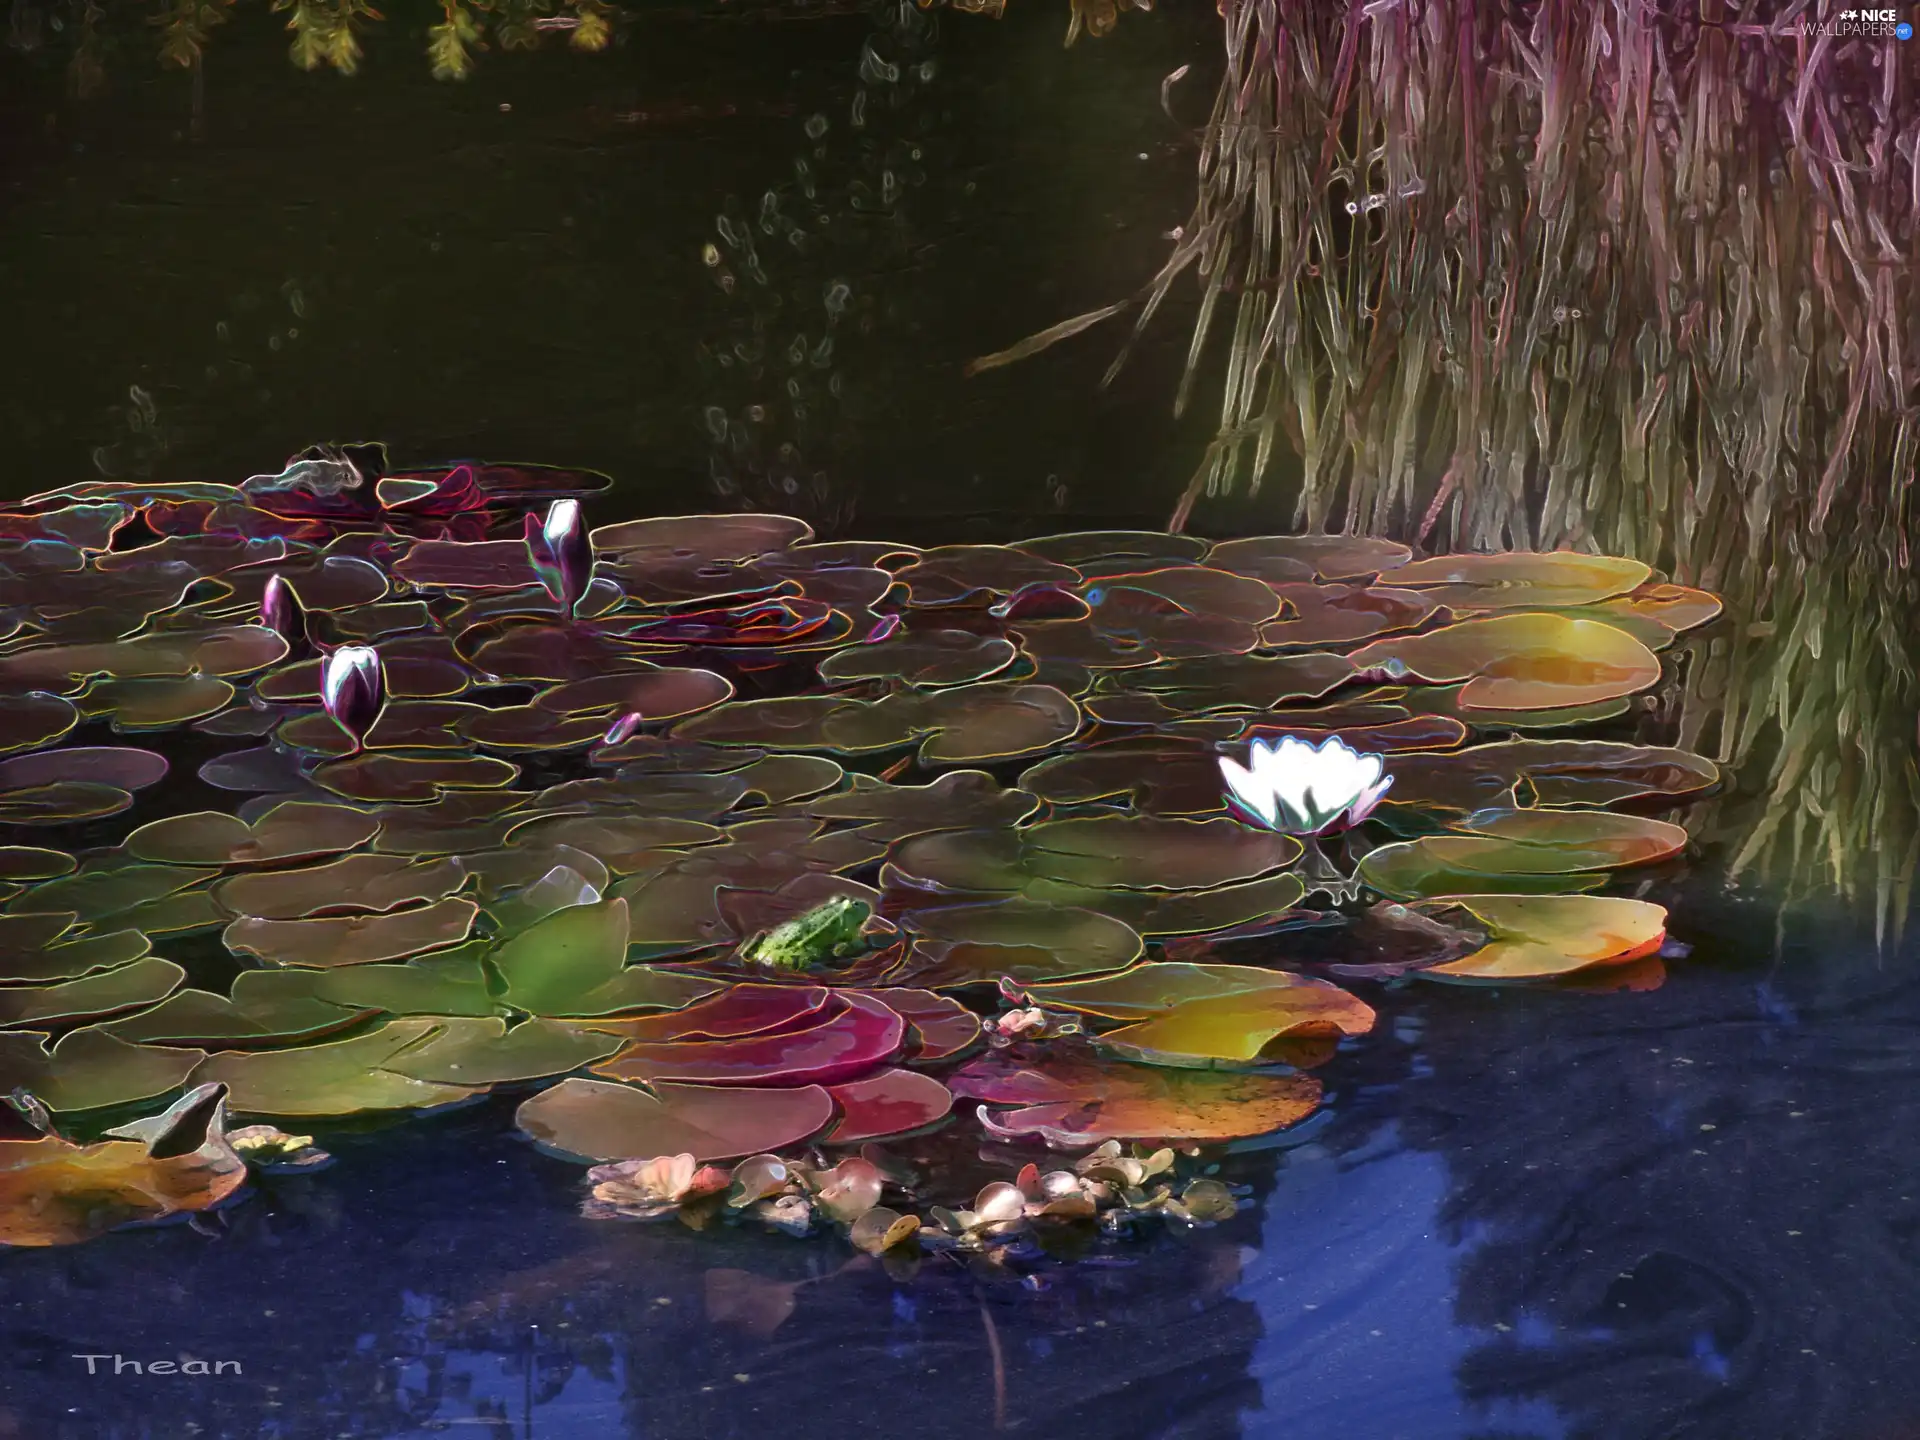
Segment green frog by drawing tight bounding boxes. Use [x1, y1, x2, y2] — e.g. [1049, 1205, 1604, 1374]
[741, 896, 873, 971]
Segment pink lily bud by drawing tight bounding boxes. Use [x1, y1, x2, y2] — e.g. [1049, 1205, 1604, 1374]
[526, 499, 591, 618]
[602, 710, 643, 746]
[321, 645, 386, 753]
[259, 574, 308, 652]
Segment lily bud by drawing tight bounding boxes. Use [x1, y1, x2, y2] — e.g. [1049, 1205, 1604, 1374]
[526, 498, 591, 618]
[321, 645, 386, 753]
[259, 574, 308, 652]
[602, 710, 644, 746]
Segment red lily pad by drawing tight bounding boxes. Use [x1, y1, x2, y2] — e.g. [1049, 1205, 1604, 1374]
[822, 1067, 955, 1144]
[515, 1076, 835, 1162]
[589, 991, 904, 1087]
[841, 987, 980, 1061]
[580, 984, 832, 1043]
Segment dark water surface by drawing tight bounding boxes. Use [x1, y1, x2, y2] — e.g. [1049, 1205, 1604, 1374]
[4, 890, 1918, 1440]
[4, 6, 1917, 1439]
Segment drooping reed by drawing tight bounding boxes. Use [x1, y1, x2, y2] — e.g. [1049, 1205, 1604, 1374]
[974, 0, 1920, 930]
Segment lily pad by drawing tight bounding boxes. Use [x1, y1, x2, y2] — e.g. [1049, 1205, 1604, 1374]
[0, 693, 79, 754]
[805, 770, 1038, 841]
[822, 1067, 955, 1144]
[818, 628, 1017, 687]
[1417, 894, 1668, 983]
[97, 969, 368, 1048]
[79, 675, 235, 731]
[312, 750, 520, 804]
[214, 853, 466, 920]
[378, 1017, 622, 1087]
[1384, 740, 1720, 816]
[894, 900, 1142, 987]
[589, 992, 904, 1087]
[126, 802, 381, 866]
[191, 1019, 482, 1116]
[1356, 811, 1690, 899]
[515, 1076, 835, 1162]
[0, 1029, 206, 1113]
[488, 898, 722, 1018]
[0, 956, 185, 1029]
[1093, 982, 1376, 1068]
[1373, 550, 1651, 610]
[10, 863, 218, 924]
[223, 897, 479, 968]
[1348, 613, 1662, 711]
[951, 1051, 1322, 1146]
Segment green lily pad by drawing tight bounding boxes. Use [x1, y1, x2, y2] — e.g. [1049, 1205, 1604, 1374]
[0, 693, 79, 754]
[1373, 550, 1651, 610]
[819, 629, 1018, 687]
[0, 847, 77, 881]
[1348, 613, 1662, 711]
[125, 801, 382, 866]
[1204, 534, 1413, 584]
[310, 954, 499, 1018]
[214, 853, 467, 920]
[894, 899, 1142, 987]
[79, 675, 235, 731]
[97, 969, 368, 1048]
[0, 1029, 207, 1114]
[191, 1018, 482, 1116]
[2, 925, 150, 984]
[8, 864, 220, 924]
[488, 898, 722, 1018]
[223, 897, 480, 968]
[804, 769, 1039, 841]
[378, 1017, 622, 1086]
[1356, 810, 1690, 899]
[0, 957, 185, 1029]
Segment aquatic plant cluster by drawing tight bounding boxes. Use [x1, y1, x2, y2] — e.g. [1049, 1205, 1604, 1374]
[0, 449, 1722, 1249]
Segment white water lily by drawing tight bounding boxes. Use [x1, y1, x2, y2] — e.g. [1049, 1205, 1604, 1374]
[1217, 734, 1394, 835]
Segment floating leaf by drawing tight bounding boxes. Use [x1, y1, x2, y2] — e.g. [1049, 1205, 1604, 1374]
[379, 1017, 622, 1087]
[1, 922, 149, 984]
[0, 1029, 205, 1113]
[10, 863, 218, 925]
[223, 897, 479, 968]
[489, 898, 721, 1018]
[843, 987, 980, 1061]
[822, 1067, 954, 1144]
[126, 802, 381, 866]
[191, 1019, 480, 1116]
[214, 853, 465, 920]
[1357, 811, 1689, 899]
[515, 1076, 834, 1162]
[0, 847, 76, 881]
[98, 969, 367, 1048]
[0, 1084, 245, 1246]
[1348, 614, 1662, 711]
[1205, 535, 1412, 583]
[951, 1052, 1321, 1145]
[1385, 740, 1720, 816]
[1095, 983, 1376, 1068]
[0, 693, 79, 754]
[1373, 550, 1651, 610]
[589, 992, 904, 1087]
[897, 899, 1143, 985]
[0, 957, 185, 1029]
[819, 628, 1017, 687]
[313, 749, 520, 803]
[79, 675, 234, 731]
[1417, 894, 1668, 983]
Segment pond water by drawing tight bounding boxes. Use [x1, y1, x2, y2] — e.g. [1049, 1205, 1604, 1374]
[3, 5, 1917, 1440]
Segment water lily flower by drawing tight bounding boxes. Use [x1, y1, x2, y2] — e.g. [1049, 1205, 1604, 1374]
[320, 644, 386, 752]
[228, 1124, 331, 1172]
[259, 574, 308, 652]
[1217, 734, 1394, 835]
[525, 498, 592, 617]
[583, 1153, 731, 1221]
